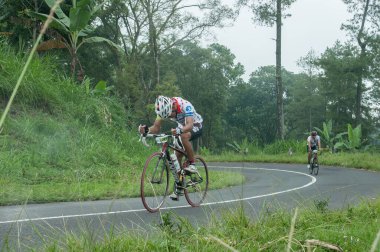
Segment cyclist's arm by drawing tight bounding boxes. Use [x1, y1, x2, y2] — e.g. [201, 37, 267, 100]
[139, 118, 162, 135]
[182, 116, 194, 133]
[148, 119, 162, 134]
[307, 138, 312, 151]
[171, 116, 194, 135]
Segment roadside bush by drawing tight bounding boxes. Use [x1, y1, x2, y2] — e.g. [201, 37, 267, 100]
[263, 140, 305, 154]
[0, 42, 127, 129]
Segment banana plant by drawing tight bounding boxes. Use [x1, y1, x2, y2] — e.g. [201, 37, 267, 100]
[29, 0, 122, 80]
[314, 120, 340, 152]
[226, 139, 249, 155]
[334, 124, 364, 151]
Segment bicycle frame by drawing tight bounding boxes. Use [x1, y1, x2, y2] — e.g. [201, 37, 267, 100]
[309, 149, 319, 175]
[312, 149, 318, 162]
[140, 133, 209, 212]
[141, 134, 188, 166]
[141, 134, 189, 184]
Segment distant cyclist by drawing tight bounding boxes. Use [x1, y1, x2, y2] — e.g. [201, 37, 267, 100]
[138, 95, 203, 200]
[307, 131, 321, 169]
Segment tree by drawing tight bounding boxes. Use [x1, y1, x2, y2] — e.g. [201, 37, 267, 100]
[286, 50, 326, 138]
[238, 0, 296, 140]
[317, 42, 366, 134]
[30, 0, 122, 80]
[164, 42, 244, 148]
[341, 0, 379, 124]
[0, 0, 48, 50]
[118, 0, 235, 88]
[227, 66, 295, 145]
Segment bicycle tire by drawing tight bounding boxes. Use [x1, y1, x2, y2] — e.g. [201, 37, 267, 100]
[313, 159, 319, 176]
[309, 162, 313, 174]
[184, 156, 209, 207]
[140, 152, 169, 213]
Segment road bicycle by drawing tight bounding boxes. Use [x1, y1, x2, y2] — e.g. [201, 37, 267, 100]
[309, 149, 319, 175]
[139, 133, 209, 213]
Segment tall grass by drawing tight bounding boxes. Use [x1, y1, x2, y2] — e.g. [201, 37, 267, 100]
[18, 198, 377, 251]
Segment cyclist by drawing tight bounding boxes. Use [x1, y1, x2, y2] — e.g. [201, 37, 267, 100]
[138, 95, 203, 200]
[307, 131, 321, 169]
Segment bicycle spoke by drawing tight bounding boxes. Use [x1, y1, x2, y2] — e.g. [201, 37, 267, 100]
[141, 153, 169, 213]
[184, 156, 208, 207]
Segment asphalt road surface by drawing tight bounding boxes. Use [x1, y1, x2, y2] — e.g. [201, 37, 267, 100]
[1, 162, 379, 250]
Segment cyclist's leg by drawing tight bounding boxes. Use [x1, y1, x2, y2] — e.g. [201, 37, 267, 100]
[189, 126, 202, 141]
[310, 146, 317, 164]
[314, 149, 319, 165]
[176, 150, 184, 167]
[183, 127, 202, 173]
[170, 128, 202, 200]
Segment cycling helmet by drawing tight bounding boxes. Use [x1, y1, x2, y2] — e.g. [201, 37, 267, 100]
[155, 96, 172, 118]
[311, 131, 317, 136]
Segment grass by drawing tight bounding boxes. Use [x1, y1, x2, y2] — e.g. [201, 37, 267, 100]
[1, 22, 380, 252]
[0, 42, 244, 205]
[205, 151, 380, 171]
[8, 197, 376, 251]
[0, 111, 243, 205]
[1, 40, 379, 205]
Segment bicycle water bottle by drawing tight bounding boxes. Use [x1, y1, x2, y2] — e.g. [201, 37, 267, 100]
[170, 154, 181, 173]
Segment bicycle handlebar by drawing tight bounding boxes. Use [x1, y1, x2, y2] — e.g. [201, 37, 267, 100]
[139, 132, 175, 147]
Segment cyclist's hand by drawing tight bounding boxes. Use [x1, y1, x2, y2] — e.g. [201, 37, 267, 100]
[171, 127, 182, 135]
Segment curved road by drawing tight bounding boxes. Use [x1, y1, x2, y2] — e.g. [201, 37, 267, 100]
[1, 162, 379, 249]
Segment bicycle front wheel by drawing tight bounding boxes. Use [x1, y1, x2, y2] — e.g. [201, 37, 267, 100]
[313, 160, 319, 176]
[141, 152, 169, 213]
[184, 156, 209, 207]
[309, 164, 313, 174]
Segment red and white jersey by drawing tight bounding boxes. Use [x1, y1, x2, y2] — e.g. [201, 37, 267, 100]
[171, 97, 203, 127]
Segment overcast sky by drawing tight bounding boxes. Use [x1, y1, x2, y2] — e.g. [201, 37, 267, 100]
[204, 0, 352, 80]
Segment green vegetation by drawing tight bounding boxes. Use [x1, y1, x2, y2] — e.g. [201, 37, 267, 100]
[206, 151, 380, 171]
[1, 1, 380, 251]
[8, 198, 376, 251]
[0, 42, 378, 207]
[0, 43, 243, 205]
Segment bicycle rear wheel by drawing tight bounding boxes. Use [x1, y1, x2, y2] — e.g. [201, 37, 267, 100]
[141, 152, 169, 213]
[184, 156, 209, 207]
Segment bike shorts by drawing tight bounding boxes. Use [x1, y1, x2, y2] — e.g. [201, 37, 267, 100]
[306, 145, 318, 152]
[190, 126, 203, 141]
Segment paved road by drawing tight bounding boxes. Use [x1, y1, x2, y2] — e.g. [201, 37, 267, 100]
[1, 162, 379, 250]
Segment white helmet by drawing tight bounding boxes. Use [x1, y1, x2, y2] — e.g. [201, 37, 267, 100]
[155, 96, 172, 118]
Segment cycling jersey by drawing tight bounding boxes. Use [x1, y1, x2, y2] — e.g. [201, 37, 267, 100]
[307, 135, 320, 148]
[157, 97, 203, 130]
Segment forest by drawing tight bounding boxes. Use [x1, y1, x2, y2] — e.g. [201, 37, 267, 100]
[1, 0, 379, 151]
[1, 1, 380, 251]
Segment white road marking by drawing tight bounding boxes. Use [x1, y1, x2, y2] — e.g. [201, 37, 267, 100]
[0, 167, 316, 224]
